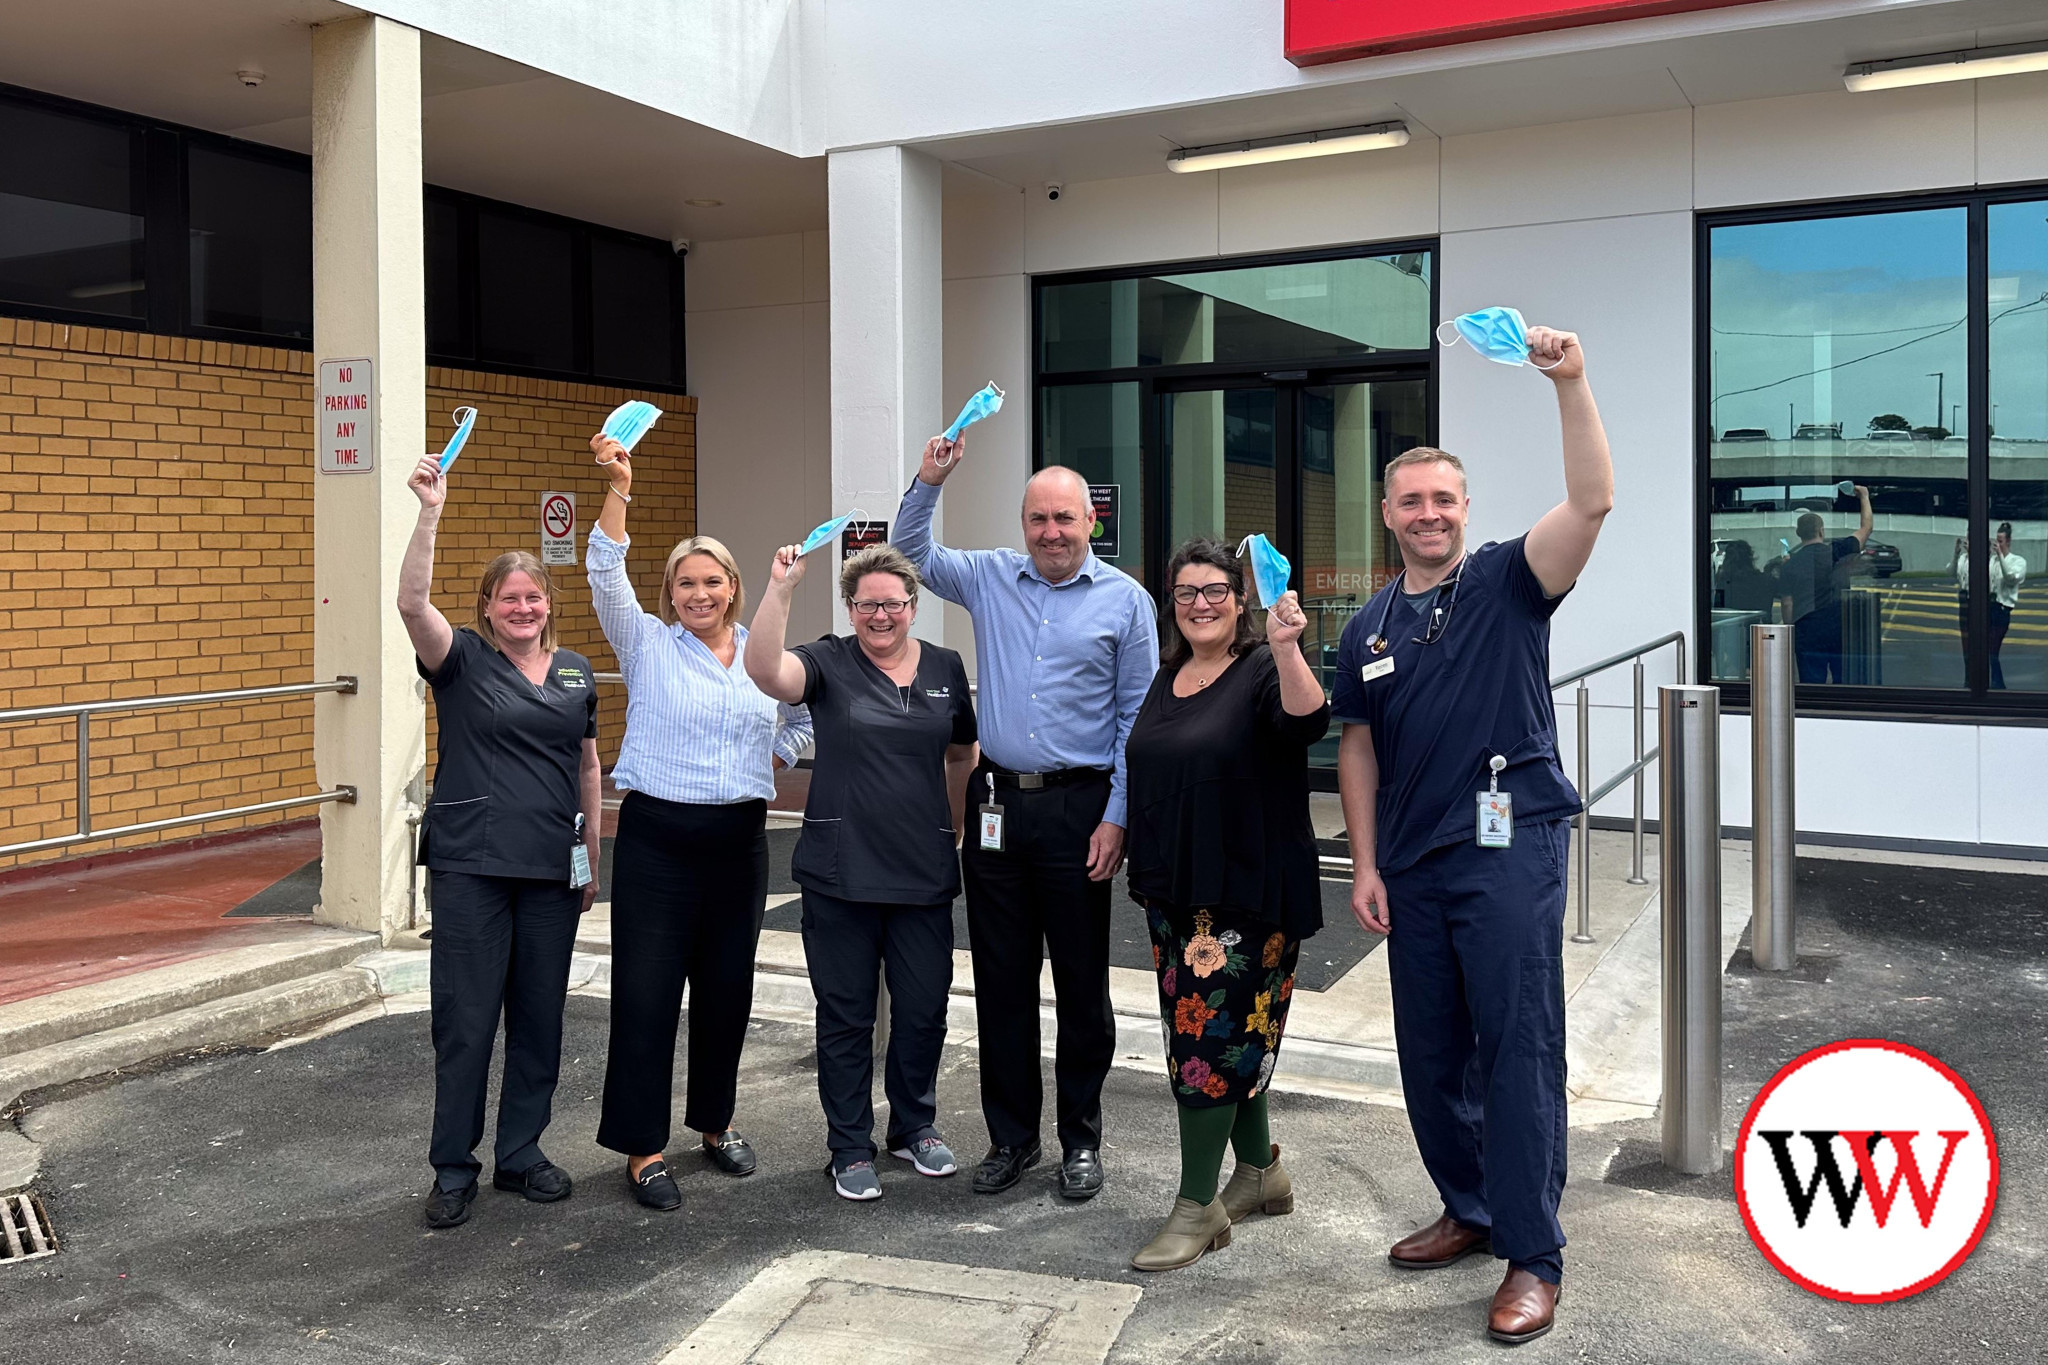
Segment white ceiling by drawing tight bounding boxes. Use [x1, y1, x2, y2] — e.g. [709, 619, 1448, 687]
[0, 0, 825, 243]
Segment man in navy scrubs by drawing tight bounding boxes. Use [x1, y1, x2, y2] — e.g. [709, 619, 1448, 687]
[1332, 325, 1611, 1346]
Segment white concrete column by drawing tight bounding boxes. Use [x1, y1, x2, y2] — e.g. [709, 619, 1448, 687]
[309, 16, 425, 940]
[828, 145, 943, 639]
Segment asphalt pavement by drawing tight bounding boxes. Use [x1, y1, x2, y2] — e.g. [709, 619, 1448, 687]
[1, 852, 2041, 1364]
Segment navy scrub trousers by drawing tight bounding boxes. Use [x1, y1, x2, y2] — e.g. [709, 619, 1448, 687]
[1383, 820, 1570, 1282]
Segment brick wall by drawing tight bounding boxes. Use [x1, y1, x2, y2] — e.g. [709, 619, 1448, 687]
[0, 317, 693, 871]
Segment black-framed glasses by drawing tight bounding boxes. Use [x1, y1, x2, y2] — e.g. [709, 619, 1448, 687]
[1171, 583, 1234, 606]
[851, 597, 914, 617]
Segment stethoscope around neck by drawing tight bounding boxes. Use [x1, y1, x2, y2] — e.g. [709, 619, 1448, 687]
[1366, 552, 1470, 655]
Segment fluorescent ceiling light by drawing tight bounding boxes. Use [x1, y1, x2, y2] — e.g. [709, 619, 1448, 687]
[1844, 40, 2048, 92]
[1166, 121, 1409, 174]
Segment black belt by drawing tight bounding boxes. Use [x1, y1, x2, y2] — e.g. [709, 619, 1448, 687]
[984, 763, 1109, 791]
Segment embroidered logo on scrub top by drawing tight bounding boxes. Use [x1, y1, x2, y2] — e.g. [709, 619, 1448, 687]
[924, 686, 951, 698]
[557, 667, 589, 689]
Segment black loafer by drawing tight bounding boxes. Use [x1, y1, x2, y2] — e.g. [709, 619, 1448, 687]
[972, 1139, 1043, 1194]
[1058, 1147, 1104, 1201]
[425, 1181, 477, 1228]
[492, 1159, 572, 1203]
[629, 1159, 682, 1211]
[702, 1130, 757, 1177]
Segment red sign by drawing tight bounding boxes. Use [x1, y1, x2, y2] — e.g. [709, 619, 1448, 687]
[1285, 0, 1775, 66]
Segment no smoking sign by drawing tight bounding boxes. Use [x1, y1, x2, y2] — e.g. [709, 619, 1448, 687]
[540, 491, 576, 565]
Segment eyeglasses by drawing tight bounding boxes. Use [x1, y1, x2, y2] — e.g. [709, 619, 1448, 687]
[851, 598, 914, 617]
[1170, 583, 1234, 606]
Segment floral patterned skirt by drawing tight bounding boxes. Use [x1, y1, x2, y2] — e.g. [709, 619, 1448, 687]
[1142, 898, 1301, 1108]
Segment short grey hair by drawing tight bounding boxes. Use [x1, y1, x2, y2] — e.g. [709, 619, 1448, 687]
[839, 543, 922, 603]
[1382, 447, 1467, 494]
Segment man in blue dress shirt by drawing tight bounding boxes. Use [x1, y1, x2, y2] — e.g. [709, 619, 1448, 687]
[1331, 325, 1611, 1347]
[897, 437, 1158, 1201]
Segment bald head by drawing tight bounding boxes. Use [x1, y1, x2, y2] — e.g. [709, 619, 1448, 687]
[1021, 464, 1096, 584]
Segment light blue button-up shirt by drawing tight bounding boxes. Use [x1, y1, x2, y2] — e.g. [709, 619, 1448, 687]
[895, 478, 1157, 827]
[586, 524, 812, 804]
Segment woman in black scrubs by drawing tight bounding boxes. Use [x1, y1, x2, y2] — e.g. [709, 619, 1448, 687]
[1123, 538, 1329, 1271]
[397, 452, 602, 1230]
[745, 543, 978, 1201]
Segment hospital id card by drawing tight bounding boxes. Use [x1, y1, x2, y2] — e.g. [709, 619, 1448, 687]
[570, 843, 593, 888]
[1476, 790, 1513, 848]
[978, 803, 1006, 853]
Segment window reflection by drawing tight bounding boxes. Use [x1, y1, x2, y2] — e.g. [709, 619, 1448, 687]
[1986, 201, 2048, 692]
[0, 103, 144, 319]
[1707, 210, 1968, 688]
[188, 146, 312, 338]
[1039, 383, 1143, 584]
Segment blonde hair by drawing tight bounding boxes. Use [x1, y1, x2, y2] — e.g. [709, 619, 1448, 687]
[474, 552, 559, 653]
[839, 543, 922, 603]
[659, 535, 744, 629]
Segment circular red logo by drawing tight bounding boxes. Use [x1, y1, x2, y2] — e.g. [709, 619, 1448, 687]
[1735, 1039, 1998, 1302]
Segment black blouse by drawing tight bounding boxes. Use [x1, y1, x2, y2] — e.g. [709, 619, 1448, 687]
[1124, 643, 1331, 939]
[418, 628, 598, 882]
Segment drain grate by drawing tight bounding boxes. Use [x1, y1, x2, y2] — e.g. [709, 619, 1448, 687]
[0, 1193, 58, 1264]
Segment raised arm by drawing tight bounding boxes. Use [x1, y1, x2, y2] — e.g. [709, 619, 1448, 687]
[1522, 328, 1614, 599]
[397, 453, 456, 674]
[583, 434, 664, 666]
[743, 544, 814, 706]
[895, 436, 980, 604]
[1851, 484, 1873, 548]
[1261, 592, 1330, 721]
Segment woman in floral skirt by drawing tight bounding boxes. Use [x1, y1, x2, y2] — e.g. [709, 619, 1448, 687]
[1122, 538, 1330, 1271]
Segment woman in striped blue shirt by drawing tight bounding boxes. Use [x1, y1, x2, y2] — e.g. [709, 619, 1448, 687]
[585, 431, 812, 1212]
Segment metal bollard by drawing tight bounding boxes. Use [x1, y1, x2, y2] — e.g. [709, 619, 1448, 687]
[1660, 684, 1722, 1175]
[1749, 624, 1797, 971]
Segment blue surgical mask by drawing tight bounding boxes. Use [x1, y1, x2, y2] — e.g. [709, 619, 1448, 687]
[942, 382, 1005, 445]
[600, 400, 663, 452]
[800, 508, 871, 557]
[437, 405, 478, 473]
[1436, 306, 1562, 370]
[1235, 533, 1292, 610]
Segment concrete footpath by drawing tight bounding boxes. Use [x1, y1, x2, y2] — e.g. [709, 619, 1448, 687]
[1, 842, 2042, 1363]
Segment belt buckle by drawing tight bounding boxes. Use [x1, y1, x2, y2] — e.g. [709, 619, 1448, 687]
[1017, 772, 1045, 791]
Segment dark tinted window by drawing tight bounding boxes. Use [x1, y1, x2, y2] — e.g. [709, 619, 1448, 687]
[0, 101, 145, 319]
[187, 144, 311, 338]
[425, 195, 468, 358]
[476, 209, 574, 372]
[590, 234, 674, 384]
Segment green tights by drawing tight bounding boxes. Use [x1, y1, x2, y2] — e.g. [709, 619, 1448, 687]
[1175, 1093, 1273, 1204]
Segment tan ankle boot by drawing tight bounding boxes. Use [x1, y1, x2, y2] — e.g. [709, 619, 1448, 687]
[1220, 1143, 1293, 1222]
[1130, 1195, 1232, 1271]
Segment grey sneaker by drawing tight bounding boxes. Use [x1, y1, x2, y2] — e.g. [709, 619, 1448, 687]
[830, 1160, 882, 1201]
[889, 1135, 958, 1177]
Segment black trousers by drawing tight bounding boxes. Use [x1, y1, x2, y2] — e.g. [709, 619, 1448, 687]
[597, 793, 768, 1156]
[799, 888, 954, 1166]
[427, 870, 580, 1190]
[961, 763, 1116, 1152]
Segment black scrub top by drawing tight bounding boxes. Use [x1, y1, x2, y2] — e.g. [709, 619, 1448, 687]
[419, 628, 598, 882]
[1124, 644, 1330, 939]
[1331, 537, 1579, 875]
[790, 634, 976, 906]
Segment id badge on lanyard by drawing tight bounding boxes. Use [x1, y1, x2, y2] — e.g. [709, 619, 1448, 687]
[569, 813, 594, 887]
[978, 773, 1006, 853]
[1476, 755, 1512, 849]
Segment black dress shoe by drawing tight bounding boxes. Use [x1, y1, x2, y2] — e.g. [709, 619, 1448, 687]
[425, 1181, 477, 1228]
[702, 1130, 757, 1177]
[1058, 1147, 1104, 1201]
[972, 1139, 1043, 1194]
[492, 1159, 572, 1203]
[629, 1159, 682, 1211]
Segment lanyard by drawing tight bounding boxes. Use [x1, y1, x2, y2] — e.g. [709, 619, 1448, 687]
[1366, 552, 1469, 655]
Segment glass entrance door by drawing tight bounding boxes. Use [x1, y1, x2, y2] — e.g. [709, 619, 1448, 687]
[1159, 376, 1428, 772]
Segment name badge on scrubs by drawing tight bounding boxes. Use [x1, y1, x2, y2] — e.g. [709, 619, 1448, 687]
[569, 814, 593, 887]
[978, 774, 1006, 853]
[1360, 657, 1396, 684]
[1476, 755, 1512, 849]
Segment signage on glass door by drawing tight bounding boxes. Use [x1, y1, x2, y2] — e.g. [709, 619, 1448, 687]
[1284, 0, 1776, 65]
[1087, 485, 1120, 558]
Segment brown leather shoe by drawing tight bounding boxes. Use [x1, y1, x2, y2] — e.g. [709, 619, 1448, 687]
[1487, 1267, 1559, 1345]
[1387, 1213, 1490, 1269]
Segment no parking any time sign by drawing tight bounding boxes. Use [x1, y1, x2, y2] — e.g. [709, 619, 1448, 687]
[540, 491, 576, 565]
[316, 359, 374, 474]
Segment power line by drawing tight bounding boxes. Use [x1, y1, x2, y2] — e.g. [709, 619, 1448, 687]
[1710, 295, 2048, 404]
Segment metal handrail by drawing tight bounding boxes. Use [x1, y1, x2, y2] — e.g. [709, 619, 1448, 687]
[0, 677, 359, 859]
[1314, 631, 1689, 946]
